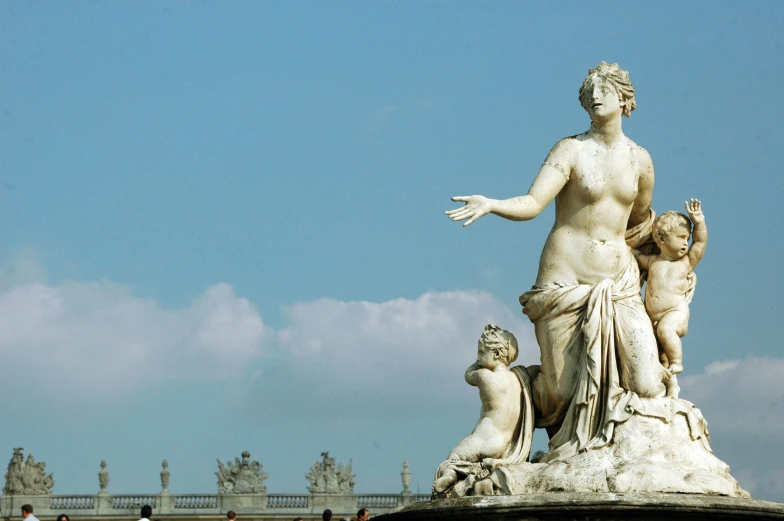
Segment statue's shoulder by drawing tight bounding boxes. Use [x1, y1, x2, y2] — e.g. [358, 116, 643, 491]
[627, 137, 652, 162]
[558, 133, 588, 146]
[547, 133, 586, 159]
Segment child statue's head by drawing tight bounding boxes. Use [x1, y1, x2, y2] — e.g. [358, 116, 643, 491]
[479, 324, 519, 366]
[653, 211, 693, 259]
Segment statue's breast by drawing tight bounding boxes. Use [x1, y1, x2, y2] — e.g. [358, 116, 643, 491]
[570, 147, 639, 206]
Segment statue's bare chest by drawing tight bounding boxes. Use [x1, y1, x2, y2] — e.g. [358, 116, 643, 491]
[570, 143, 639, 205]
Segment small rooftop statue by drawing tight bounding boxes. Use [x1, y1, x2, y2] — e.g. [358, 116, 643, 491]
[215, 451, 268, 495]
[306, 452, 355, 494]
[3, 448, 55, 495]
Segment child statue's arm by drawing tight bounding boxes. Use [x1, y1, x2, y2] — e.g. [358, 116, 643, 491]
[465, 361, 483, 386]
[631, 247, 655, 270]
[686, 198, 707, 269]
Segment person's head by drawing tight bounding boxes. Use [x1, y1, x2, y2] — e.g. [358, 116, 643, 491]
[21, 505, 33, 518]
[579, 62, 636, 119]
[322, 509, 333, 521]
[226, 511, 236, 521]
[357, 508, 370, 521]
[653, 211, 692, 259]
[57, 515, 70, 521]
[141, 505, 153, 519]
[478, 324, 518, 368]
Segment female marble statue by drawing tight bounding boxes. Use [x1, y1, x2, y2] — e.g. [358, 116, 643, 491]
[446, 62, 668, 461]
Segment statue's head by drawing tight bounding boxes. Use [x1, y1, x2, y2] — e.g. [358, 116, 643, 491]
[653, 211, 692, 257]
[479, 324, 519, 365]
[579, 62, 636, 118]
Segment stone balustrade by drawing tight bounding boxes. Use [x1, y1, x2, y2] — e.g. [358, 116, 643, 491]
[2, 492, 430, 520]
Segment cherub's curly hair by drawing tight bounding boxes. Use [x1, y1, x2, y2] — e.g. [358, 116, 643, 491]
[652, 211, 692, 247]
[481, 324, 519, 365]
[579, 61, 637, 118]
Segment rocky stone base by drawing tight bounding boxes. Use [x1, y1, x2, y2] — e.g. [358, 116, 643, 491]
[506, 411, 747, 497]
[376, 493, 784, 520]
[435, 399, 749, 499]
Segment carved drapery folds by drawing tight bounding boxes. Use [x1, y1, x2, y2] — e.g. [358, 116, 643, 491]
[306, 452, 355, 494]
[3, 448, 55, 495]
[216, 451, 268, 495]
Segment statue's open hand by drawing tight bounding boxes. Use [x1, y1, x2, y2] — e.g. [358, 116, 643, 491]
[445, 195, 492, 227]
[685, 198, 704, 224]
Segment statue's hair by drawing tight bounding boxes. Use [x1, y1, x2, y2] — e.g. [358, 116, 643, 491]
[579, 62, 637, 118]
[652, 211, 693, 247]
[481, 324, 519, 365]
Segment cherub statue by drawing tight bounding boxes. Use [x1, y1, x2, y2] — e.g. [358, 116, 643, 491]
[633, 198, 707, 397]
[433, 325, 525, 495]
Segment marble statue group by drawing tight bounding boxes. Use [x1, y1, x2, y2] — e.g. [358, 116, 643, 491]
[436, 62, 745, 499]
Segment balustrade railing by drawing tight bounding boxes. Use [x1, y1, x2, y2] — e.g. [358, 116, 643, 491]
[356, 494, 399, 508]
[50, 496, 96, 509]
[173, 494, 218, 509]
[112, 495, 158, 509]
[266, 494, 309, 508]
[3, 490, 429, 518]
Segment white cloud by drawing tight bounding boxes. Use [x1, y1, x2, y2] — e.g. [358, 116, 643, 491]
[0, 278, 267, 397]
[254, 291, 538, 421]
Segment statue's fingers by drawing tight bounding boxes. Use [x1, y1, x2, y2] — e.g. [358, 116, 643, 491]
[445, 207, 469, 216]
[450, 207, 474, 218]
[451, 196, 470, 202]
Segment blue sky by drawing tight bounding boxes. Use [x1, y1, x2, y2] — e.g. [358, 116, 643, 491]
[2, 0, 784, 502]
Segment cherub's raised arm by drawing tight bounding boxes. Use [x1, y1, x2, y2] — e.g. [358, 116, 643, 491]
[445, 139, 574, 227]
[686, 198, 707, 269]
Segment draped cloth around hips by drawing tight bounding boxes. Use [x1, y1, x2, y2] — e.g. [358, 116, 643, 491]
[519, 211, 710, 462]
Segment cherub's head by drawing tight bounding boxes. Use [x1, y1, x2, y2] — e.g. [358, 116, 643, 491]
[653, 211, 693, 259]
[578, 62, 636, 118]
[477, 324, 519, 368]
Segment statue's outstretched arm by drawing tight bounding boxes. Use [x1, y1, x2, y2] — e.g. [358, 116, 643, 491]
[445, 140, 573, 227]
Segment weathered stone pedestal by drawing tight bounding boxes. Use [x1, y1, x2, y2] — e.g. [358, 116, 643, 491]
[376, 493, 784, 520]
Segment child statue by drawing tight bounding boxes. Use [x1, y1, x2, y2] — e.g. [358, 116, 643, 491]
[433, 324, 526, 495]
[634, 198, 707, 397]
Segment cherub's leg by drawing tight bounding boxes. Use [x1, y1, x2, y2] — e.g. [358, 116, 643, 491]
[665, 373, 680, 399]
[433, 469, 458, 494]
[448, 434, 485, 463]
[655, 308, 689, 374]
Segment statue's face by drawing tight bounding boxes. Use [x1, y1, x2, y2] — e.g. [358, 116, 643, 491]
[660, 225, 690, 260]
[587, 77, 622, 119]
